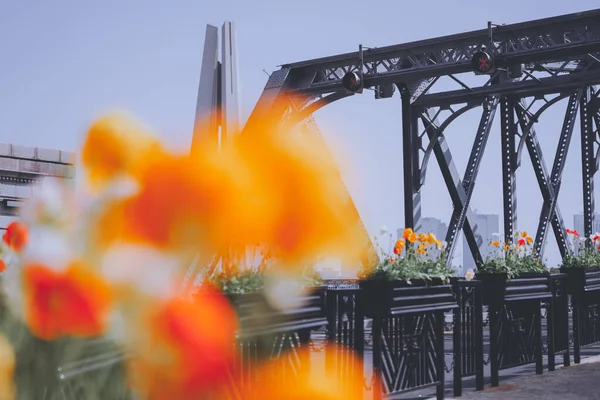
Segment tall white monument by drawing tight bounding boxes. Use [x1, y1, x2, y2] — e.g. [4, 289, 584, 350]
[182, 22, 242, 293]
[191, 22, 241, 155]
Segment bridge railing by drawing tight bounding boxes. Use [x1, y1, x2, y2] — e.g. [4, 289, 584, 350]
[5, 272, 594, 399]
[322, 273, 577, 399]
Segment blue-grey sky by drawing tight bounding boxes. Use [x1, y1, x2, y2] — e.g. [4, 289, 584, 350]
[1, 1, 598, 268]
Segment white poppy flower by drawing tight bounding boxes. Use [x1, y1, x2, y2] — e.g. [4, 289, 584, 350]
[465, 268, 475, 281]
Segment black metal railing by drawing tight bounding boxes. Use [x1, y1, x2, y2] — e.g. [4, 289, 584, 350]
[8, 271, 600, 399]
[546, 274, 570, 371]
[324, 282, 364, 397]
[452, 279, 484, 396]
[323, 273, 582, 399]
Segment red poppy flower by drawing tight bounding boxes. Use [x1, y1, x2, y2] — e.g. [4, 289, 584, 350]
[3, 221, 29, 253]
[566, 229, 580, 237]
[128, 285, 237, 400]
[23, 262, 113, 340]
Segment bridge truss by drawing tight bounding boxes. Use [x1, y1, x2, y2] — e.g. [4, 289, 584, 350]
[244, 8, 600, 268]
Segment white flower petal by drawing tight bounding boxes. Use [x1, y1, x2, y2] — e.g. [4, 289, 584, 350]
[263, 273, 306, 311]
[101, 244, 180, 299]
[24, 227, 71, 270]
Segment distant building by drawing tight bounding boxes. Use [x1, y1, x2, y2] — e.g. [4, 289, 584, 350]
[0, 144, 75, 230]
[573, 213, 600, 237]
[462, 213, 500, 275]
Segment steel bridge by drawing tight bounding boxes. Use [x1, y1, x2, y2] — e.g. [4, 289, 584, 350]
[242, 8, 600, 270]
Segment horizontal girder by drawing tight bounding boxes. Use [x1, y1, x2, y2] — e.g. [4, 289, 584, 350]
[276, 9, 600, 95]
[414, 68, 600, 107]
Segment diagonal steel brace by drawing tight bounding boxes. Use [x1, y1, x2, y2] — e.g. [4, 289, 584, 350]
[419, 109, 486, 267]
[444, 97, 499, 265]
[514, 94, 579, 258]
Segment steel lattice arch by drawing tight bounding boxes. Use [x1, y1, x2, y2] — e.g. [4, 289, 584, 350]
[242, 9, 600, 269]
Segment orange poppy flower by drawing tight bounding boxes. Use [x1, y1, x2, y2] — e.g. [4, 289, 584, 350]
[402, 228, 413, 239]
[491, 241, 501, 247]
[96, 152, 234, 253]
[239, 347, 363, 400]
[426, 233, 437, 245]
[393, 239, 405, 255]
[3, 221, 29, 253]
[0, 259, 6, 273]
[128, 285, 237, 400]
[407, 232, 418, 243]
[223, 131, 355, 263]
[81, 113, 164, 190]
[22, 262, 113, 340]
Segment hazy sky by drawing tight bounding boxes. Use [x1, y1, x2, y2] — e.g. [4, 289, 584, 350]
[1, 1, 599, 268]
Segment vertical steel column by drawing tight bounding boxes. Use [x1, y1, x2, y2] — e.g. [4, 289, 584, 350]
[580, 87, 595, 245]
[435, 311, 445, 400]
[500, 98, 518, 242]
[401, 88, 421, 232]
[452, 281, 463, 397]
[371, 314, 383, 400]
[474, 283, 484, 391]
[489, 304, 500, 387]
[534, 302, 543, 375]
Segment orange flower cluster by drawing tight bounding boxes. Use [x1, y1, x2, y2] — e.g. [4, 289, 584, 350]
[0, 108, 363, 399]
[491, 231, 533, 251]
[393, 228, 442, 256]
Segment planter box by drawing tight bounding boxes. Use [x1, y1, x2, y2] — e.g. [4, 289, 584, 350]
[226, 286, 327, 334]
[475, 273, 508, 306]
[359, 278, 455, 318]
[475, 272, 552, 306]
[559, 267, 600, 297]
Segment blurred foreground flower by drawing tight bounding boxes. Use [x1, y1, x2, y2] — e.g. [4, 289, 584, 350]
[0, 333, 14, 400]
[239, 347, 363, 400]
[127, 285, 237, 400]
[0, 103, 363, 399]
[81, 113, 163, 191]
[3, 222, 28, 253]
[22, 262, 113, 341]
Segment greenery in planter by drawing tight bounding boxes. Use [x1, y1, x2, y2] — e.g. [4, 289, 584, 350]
[358, 228, 455, 283]
[210, 262, 324, 295]
[477, 231, 546, 277]
[561, 229, 600, 269]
